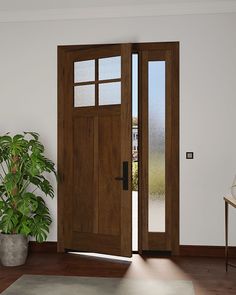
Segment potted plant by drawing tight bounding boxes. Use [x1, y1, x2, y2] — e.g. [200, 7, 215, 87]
[0, 132, 56, 266]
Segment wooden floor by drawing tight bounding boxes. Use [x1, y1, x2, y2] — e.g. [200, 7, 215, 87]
[0, 253, 236, 294]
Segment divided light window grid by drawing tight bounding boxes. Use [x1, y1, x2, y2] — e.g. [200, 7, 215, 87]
[74, 56, 121, 107]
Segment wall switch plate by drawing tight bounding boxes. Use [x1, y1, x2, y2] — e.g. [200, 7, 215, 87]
[186, 152, 194, 159]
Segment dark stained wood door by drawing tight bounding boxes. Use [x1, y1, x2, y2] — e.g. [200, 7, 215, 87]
[58, 44, 132, 257]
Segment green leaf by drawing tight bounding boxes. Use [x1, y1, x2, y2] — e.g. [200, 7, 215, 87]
[35, 197, 51, 218]
[11, 135, 28, 156]
[0, 184, 5, 195]
[17, 192, 38, 216]
[29, 214, 51, 243]
[4, 172, 21, 192]
[28, 139, 44, 154]
[25, 154, 46, 176]
[0, 147, 9, 163]
[15, 216, 32, 236]
[0, 135, 12, 148]
[19, 219, 31, 236]
[0, 200, 6, 214]
[41, 156, 56, 174]
[30, 176, 54, 198]
[0, 208, 19, 233]
[13, 134, 24, 141]
[20, 223, 31, 236]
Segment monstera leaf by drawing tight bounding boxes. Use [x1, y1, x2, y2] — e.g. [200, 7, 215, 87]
[0, 208, 19, 233]
[30, 197, 52, 242]
[4, 172, 21, 192]
[0, 134, 28, 156]
[29, 176, 54, 198]
[16, 216, 32, 236]
[17, 193, 38, 216]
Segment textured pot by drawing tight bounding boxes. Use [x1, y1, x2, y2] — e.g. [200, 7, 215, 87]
[0, 234, 28, 266]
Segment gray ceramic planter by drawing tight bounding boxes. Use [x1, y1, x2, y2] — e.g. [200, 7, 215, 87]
[0, 233, 28, 266]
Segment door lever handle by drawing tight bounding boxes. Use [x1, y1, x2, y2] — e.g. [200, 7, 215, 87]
[114, 161, 128, 190]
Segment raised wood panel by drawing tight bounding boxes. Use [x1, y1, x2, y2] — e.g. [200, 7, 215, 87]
[69, 233, 120, 255]
[98, 113, 121, 236]
[149, 233, 170, 251]
[73, 116, 95, 233]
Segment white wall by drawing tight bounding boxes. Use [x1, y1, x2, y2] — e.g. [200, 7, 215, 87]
[0, 12, 236, 246]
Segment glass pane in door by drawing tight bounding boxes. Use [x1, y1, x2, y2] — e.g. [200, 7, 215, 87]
[74, 85, 95, 107]
[148, 61, 166, 232]
[74, 60, 95, 83]
[99, 82, 121, 105]
[99, 56, 121, 80]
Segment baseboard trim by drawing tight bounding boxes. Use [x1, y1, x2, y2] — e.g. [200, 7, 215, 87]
[28, 242, 236, 258]
[180, 245, 236, 258]
[29, 241, 57, 253]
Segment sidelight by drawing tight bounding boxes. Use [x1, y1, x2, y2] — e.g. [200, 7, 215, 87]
[148, 61, 166, 233]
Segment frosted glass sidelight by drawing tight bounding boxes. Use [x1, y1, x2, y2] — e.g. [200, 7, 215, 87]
[99, 56, 121, 80]
[74, 60, 95, 83]
[148, 61, 166, 232]
[99, 82, 121, 105]
[74, 85, 95, 107]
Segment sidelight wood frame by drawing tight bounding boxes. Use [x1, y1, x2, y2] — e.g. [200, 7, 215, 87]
[58, 42, 179, 256]
[135, 43, 179, 255]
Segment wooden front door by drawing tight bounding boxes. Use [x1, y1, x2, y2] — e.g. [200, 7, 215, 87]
[58, 44, 132, 257]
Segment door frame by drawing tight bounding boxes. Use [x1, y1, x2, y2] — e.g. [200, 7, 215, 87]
[58, 42, 179, 255]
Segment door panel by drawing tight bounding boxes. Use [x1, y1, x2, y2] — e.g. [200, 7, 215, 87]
[58, 44, 132, 257]
[73, 116, 95, 233]
[98, 114, 121, 236]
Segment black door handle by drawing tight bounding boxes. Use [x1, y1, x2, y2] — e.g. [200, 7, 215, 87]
[115, 161, 128, 190]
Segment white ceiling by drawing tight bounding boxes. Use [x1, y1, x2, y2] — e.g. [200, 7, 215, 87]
[0, 0, 235, 22]
[0, 0, 233, 11]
